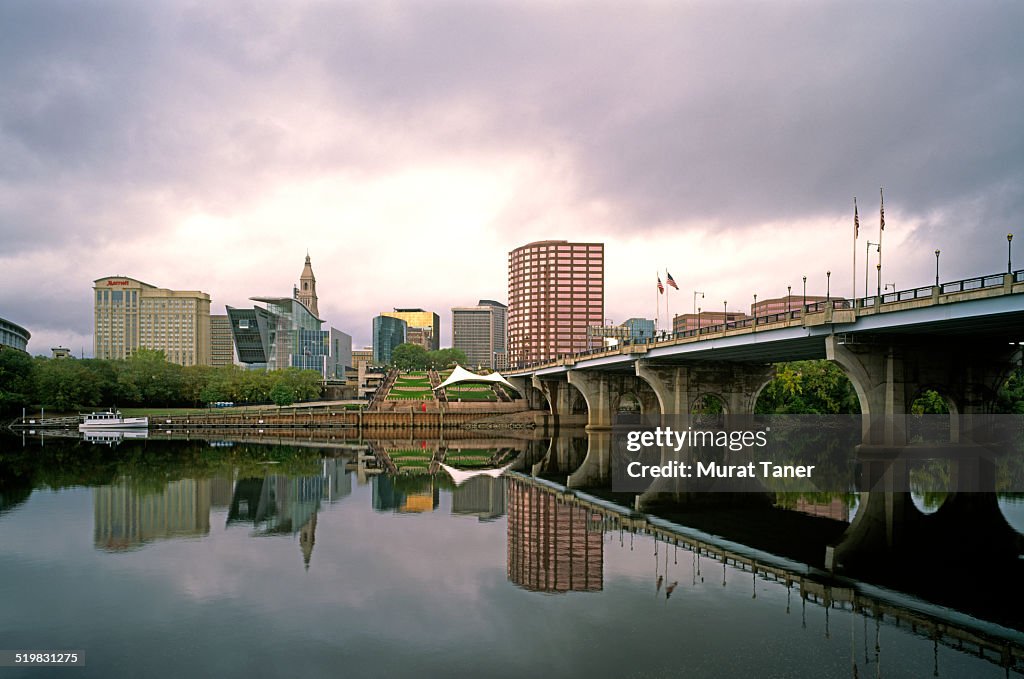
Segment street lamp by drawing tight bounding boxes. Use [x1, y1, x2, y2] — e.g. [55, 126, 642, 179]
[802, 276, 807, 311]
[1009, 233, 1014, 274]
[753, 294, 758, 330]
[787, 285, 791, 317]
[723, 301, 728, 333]
[697, 307, 702, 335]
[935, 249, 941, 287]
[865, 241, 880, 297]
[693, 290, 704, 315]
[826, 271, 831, 303]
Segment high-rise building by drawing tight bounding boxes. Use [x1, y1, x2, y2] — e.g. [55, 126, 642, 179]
[93, 276, 211, 366]
[209, 314, 235, 366]
[452, 300, 508, 370]
[297, 254, 319, 318]
[507, 240, 604, 366]
[380, 308, 439, 351]
[372, 315, 407, 365]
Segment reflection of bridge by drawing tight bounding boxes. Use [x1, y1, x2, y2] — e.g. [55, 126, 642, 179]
[506, 474, 1024, 674]
[507, 270, 1024, 437]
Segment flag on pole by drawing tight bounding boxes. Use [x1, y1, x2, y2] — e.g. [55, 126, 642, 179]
[880, 188, 885, 231]
[666, 270, 679, 290]
[854, 198, 859, 239]
[657, 275, 664, 294]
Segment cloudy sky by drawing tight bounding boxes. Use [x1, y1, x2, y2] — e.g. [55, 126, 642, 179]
[2, 1, 1022, 354]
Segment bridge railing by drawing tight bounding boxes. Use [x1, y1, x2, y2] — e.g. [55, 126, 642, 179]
[511, 268, 1024, 372]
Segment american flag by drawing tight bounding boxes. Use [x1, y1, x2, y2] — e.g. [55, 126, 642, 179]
[666, 270, 679, 290]
[854, 198, 859, 239]
[657, 275, 664, 294]
[880, 188, 885, 231]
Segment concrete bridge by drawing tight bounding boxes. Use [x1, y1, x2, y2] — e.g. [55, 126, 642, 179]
[507, 269, 1024, 440]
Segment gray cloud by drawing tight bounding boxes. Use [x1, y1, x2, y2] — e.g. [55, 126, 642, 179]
[2, 1, 1022, 350]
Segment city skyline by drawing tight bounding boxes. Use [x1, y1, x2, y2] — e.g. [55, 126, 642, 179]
[2, 3, 1022, 355]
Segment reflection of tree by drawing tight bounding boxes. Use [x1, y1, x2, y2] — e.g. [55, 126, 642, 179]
[909, 461, 952, 509]
[0, 435, 325, 492]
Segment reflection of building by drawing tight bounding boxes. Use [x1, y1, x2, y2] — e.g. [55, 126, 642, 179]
[372, 474, 405, 512]
[380, 309, 440, 352]
[0, 316, 30, 352]
[93, 276, 211, 365]
[209, 314, 235, 366]
[372, 315, 407, 365]
[452, 476, 506, 521]
[94, 479, 211, 551]
[506, 478, 603, 592]
[452, 300, 508, 370]
[508, 240, 604, 366]
[322, 458, 352, 503]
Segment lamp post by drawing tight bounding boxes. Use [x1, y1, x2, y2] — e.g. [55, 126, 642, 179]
[826, 271, 831, 303]
[693, 290, 704, 315]
[865, 241, 879, 298]
[935, 249, 941, 287]
[802, 276, 807, 312]
[697, 307, 702, 335]
[1009, 234, 1014, 274]
[786, 285, 791, 317]
[723, 301, 728, 333]
[876, 264, 881, 300]
[753, 294, 758, 330]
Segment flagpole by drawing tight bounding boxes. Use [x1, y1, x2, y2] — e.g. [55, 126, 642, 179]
[877, 188, 884, 299]
[665, 270, 671, 335]
[852, 197, 858, 305]
[655, 271, 660, 332]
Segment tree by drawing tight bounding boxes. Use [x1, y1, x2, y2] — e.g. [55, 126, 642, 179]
[0, 347, 35, 412]
[427, 348, 468, 370]
[391, 343, 429, 370]
[33, 358, 103, 411]
[755, 360, 861, 414]
[270, 383, 294, 406]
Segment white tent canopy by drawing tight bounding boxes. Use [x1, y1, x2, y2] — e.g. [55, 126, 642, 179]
[433, 364, 516, 391]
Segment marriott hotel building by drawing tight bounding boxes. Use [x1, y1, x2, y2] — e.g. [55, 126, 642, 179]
[507, 240, 604, 367]
[93, 276, 211, 366]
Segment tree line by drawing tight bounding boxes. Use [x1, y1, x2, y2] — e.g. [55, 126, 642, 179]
[0, 348, 323, 412]
[389, 344, 469, 371]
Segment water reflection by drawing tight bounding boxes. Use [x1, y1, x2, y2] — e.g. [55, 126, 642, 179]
[94, 479, 210, 551]
[2, 431, 1024, 677]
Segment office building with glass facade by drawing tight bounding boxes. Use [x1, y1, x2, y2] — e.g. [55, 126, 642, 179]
[226, 297, 349, 379]
[452, 300, 508, 370]
[372, 315, 407, 365]
[380, 309, 439, 351]
[93, 276, 211, 366]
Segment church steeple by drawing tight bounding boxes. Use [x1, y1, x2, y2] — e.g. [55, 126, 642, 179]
[298, 252, 319, 317]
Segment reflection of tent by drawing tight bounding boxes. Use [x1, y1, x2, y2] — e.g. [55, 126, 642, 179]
[440, 462, 513, 486]
[433, 364, 515, 391]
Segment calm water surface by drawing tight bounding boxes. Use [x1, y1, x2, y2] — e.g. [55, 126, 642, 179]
[1, 434, 1021, 678]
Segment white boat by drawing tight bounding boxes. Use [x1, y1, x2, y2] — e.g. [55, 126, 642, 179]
[78, 410, 149, 431]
